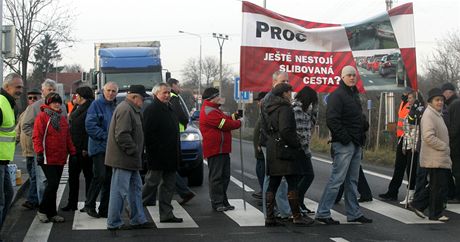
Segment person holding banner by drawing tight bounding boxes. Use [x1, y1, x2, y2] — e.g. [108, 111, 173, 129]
[292, 86, 318, 215]
[315, 66, 372, 225]
[199, 87, 241, 212]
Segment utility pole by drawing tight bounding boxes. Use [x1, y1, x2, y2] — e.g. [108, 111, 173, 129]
[212, 33, 228, 97]
[179, 30, 202, 105]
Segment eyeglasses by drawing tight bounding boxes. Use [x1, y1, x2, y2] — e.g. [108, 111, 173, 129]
[28, 96, 38, 100]
[346, 74, 356, 77]
[281, 80, 289, 83]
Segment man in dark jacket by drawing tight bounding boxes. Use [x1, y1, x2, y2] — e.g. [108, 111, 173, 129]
[105, 85, 153, 230]
[142, 83, 183, 223]
[199, 87, 241, 212]
[61, 86, 94, 211]
[315, 66, 372, 225]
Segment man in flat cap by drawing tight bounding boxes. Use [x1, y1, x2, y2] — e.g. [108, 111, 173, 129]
[315, 65, 372, 225]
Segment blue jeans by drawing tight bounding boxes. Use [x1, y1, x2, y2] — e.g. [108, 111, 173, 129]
[107, 168, 147, 229]
[316, 142, 363, 221]
[26, 156, 38, 205]
[255, 158, 265, 191]
[35, 158, 47, 204]
[0, 165, 14, 229]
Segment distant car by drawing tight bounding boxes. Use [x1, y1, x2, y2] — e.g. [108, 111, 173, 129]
[369, 54, 385, 72]
[379, 53, 399, 77]
[116, 92, 204, 186]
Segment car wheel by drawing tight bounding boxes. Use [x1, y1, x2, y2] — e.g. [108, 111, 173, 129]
[188, 160, 204, 187]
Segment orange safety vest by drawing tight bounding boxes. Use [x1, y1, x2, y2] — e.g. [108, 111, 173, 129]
[396, 101, 410, 137]
[67, 101, 74, 115]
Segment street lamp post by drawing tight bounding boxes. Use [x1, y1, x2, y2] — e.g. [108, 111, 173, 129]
[212, 33, 228, 98]
[179, 30, 202, 104]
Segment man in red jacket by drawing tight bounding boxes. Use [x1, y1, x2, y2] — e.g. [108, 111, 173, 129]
[199, 87, 241, 212]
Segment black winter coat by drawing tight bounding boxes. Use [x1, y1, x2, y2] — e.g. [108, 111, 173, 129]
[144, 96, 181, 171]
[69, 100, 92, 154]
[327, 81, 365, 146]
[264, 95, 302, 176]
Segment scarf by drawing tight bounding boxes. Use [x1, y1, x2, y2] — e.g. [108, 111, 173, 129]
[44, 108, 61, 131]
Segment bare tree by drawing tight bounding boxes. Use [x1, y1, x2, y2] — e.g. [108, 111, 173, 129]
[3, 0, 75, 88]
[423, 31, 460, 88]
[181, 56, 233, 90]
[62, 64, 83, 73]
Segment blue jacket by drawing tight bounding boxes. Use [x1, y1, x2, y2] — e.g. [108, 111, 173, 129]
[85, 94, 116, 156]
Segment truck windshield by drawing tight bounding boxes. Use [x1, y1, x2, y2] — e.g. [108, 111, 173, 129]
[104, 72, 162, 90]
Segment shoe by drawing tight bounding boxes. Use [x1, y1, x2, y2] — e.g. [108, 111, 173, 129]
[179, 192, 195, 205]
[225, 205, 235, 211]
[107, 224, 132, 231]
[132, 222, 155, 229]
[87, 209, 100, 218]
[160, 216, 183, 223]
[315, 217, 340, 225]
[37, 211, 49, 223]
[379, 193, 397, 201]
[358, 197, 373, 203]
[22, 201, 37, 210]
[399, 190, 415, 205]
[348, 216, 372, 223]
[429, 215, 449, 221]
[252, 192, 263, 199]
[49, 215, 65, 223]
[215, 206, 228, 212]
[61, 205, 77, 211]
[408, 203, 425, 218]
[80, 207, 88, 213]
[98, 211, 108, 218]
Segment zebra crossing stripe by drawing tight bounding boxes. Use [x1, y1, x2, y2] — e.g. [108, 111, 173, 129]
[303, 198, 356, 224]
[446, 204, 460, 214]
[72, 202, 107, 230]
[359, 199, 442, 224]
[223, 199, 265, 226]
[146, 200, 198, 228]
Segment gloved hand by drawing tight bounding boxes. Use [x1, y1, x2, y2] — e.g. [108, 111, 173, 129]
[36, 153, 44, 165]
[232, 111, 243, 120]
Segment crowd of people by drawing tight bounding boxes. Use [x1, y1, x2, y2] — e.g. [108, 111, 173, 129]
[0, 65, 459, 234]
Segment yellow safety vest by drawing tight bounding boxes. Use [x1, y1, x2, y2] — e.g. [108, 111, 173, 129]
[0, 94, 16, 161]
[171, 92, 185, 132]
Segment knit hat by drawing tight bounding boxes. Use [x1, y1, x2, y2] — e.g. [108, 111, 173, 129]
[272, 83, 292, 97]
[441, 82, 456, 92]
[75, 86, 94, 100]
[427, 87, 445, 103]
[202, 87, 220, 100]
[341, 65, 356, 78]
[45, 92, 62, 105]
[27, 88, 41, 95]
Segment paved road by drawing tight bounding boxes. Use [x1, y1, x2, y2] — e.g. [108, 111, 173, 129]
[2, 139, 460, 242]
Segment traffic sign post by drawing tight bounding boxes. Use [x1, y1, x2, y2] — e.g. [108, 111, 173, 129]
[234, 77, 252, 103]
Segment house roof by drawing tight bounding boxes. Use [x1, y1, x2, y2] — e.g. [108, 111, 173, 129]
[45, 72, 82, 94]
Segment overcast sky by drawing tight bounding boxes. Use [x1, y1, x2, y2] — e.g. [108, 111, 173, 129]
[58, 0, 459, 79]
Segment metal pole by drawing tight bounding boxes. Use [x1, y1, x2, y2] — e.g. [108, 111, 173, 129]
[405, 116, 418, 208]
[239, 99, 246, 210]
[1, 0, 4, 83]
[178, 31, 202, 105]
[212, 33, 228, 98]
[376, 92, 385, 150]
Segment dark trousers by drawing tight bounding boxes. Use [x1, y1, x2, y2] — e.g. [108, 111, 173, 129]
[255, 157, 265, 191]
[414, 155, 428, 201]
[336, 165, 372, 201]
[297, 153, 315, 205]
[67, 153, 93, 208]
[39, 165, 64, 217]
[386, 142, 418, 196]
[85, 153, 111, 213]
[268, 175, 299, 193]
[450, 148, 460, 199]
[208, 154, 231, 209]
[411, 168, 450, 219]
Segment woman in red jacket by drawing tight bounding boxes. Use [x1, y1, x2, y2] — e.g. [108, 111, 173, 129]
[32, 93, 76, 223]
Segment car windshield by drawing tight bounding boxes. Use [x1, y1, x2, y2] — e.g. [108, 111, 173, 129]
[104, 72, 162, 91]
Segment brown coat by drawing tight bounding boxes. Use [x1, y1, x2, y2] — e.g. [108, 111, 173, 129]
[420, 105, 452, 169]
[15, 111, 34, 157]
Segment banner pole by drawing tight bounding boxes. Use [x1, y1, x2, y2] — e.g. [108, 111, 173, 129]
[239, 99, 247, 211]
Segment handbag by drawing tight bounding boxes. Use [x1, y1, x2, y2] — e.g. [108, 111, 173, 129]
[274, 137, 297, 161]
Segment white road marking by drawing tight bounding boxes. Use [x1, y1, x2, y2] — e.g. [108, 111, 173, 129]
[446, 203, 460, 214]
[147, 200, 198, 228]
[303, 198, 355, 224]
[203, 159, 254, 192]
[330, 237, 350, 242]
[223, 199, 265, 226]
[312, 156, 408, 185]
[234, 169, 258, 180]
[24, 165, 68, 242]
[72, 202, 107, 230]
[359, 199, 442, 224]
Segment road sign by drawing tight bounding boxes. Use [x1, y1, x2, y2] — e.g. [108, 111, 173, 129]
[234, 77, 252, 103]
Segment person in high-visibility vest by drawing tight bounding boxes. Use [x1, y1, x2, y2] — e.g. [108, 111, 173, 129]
[0, 73, 24, 230]
[380, 89, 417, 202]
[166, 78, 195, 205]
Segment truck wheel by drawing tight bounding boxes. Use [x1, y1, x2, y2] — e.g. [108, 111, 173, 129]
[188, 161, 204, 187]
